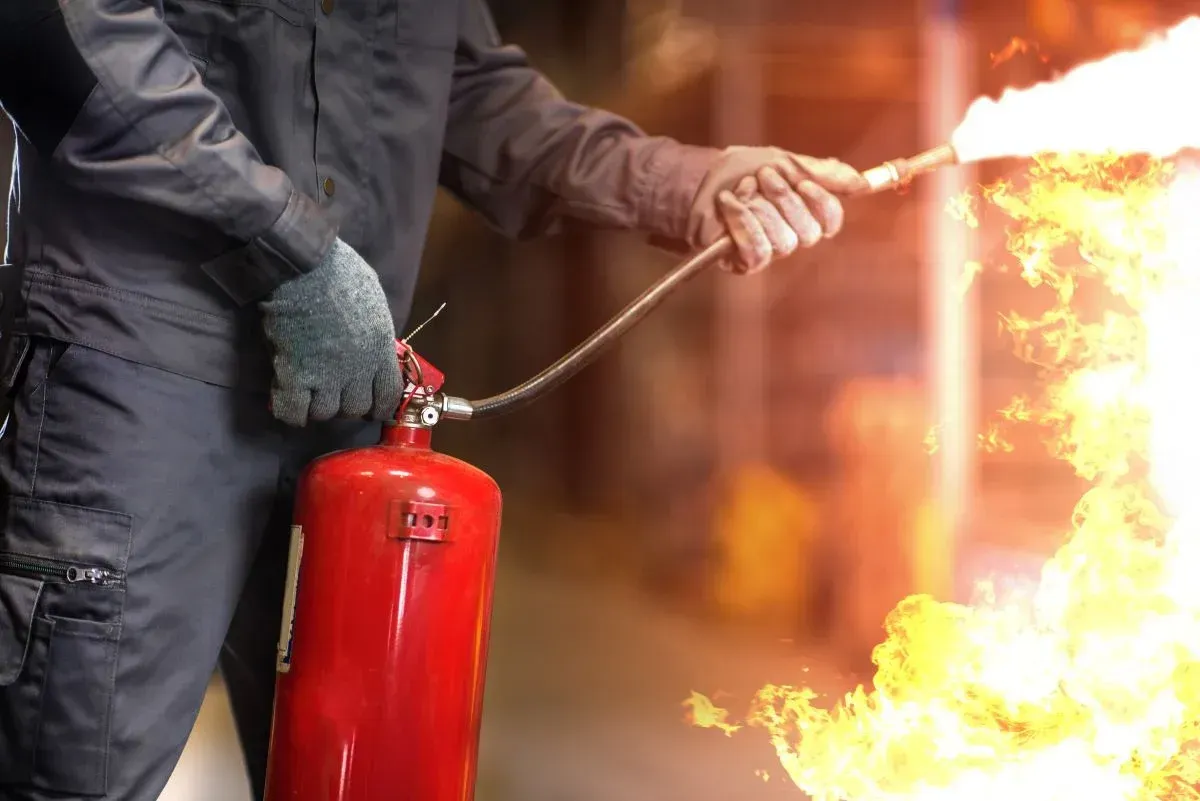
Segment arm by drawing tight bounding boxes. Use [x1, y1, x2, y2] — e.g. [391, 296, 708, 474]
[0, 1, 334, 305]
[438, 0, 718, 244]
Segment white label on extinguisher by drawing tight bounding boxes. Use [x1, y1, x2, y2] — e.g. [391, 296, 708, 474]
[276, 525, 305, 674]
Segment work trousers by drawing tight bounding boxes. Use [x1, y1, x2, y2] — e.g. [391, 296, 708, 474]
[0, 335, 378, 800]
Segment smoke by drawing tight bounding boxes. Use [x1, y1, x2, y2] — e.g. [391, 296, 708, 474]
[951, 17, 1200, 163]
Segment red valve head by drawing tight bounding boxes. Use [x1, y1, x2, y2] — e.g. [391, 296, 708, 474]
[395, 339, 446, 396]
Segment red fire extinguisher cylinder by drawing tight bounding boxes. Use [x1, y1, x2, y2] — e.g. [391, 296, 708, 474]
[262, 148, 959, 799]
[264, 412, 502, 801]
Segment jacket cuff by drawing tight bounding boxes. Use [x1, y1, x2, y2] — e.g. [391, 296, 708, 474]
[638, 139, 720, 243]
[201, 188, 337, 306]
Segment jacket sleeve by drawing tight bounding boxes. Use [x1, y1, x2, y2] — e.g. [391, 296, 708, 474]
[439, 0, 719, 243]
[0, 1, 334, 305]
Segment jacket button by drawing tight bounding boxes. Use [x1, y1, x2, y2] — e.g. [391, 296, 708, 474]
[321, 0, 334, 13]
[323, 177, 336, 197]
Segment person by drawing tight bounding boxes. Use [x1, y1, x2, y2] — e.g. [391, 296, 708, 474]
[0, 1, 866, 799]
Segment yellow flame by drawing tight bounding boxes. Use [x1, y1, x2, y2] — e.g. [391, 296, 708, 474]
[924, 425, 941, 455]
[683, 691, 741, 736]
[692, 154, 1200, 800]
[977, 424, 1014, 454]
[952, 18, 1200, 163]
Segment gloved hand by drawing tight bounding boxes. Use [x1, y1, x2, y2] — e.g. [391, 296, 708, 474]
[260, 238, 403, 427]
[688, 147, 868, 274]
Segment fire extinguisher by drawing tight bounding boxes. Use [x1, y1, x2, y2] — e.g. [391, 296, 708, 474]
[261, 146, 955, 801]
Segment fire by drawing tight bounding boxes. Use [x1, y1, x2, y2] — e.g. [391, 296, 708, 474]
[953, 18, 1200, 164]
[683, 691, 741, 736]
[689, 20, 1200, 799]
[693, 153, 1200, 801]
[989, 36, 1049, 68]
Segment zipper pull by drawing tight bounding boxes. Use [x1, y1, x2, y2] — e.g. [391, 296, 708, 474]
[66, 566, 116, 585]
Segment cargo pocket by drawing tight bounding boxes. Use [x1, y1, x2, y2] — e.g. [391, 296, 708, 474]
[0, 567, 48, 787]
[0, 497, 131, 796]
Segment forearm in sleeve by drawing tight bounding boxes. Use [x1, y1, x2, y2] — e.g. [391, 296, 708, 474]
[438, 0, 718, 243]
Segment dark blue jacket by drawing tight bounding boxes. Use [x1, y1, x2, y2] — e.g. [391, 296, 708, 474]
[0, 0, 714, 387]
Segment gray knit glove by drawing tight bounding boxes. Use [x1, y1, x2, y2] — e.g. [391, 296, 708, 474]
[260, 238, 403, 427]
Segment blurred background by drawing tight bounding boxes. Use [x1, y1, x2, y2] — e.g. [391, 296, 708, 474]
[0, 0, 1185, 798]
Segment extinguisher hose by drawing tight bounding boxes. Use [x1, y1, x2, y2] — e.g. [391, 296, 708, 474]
[463, 143, 959, 420]
[467, 236, 733, 419]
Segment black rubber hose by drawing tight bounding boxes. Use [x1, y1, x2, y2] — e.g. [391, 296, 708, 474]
[464, 143, 960, 420]
[468, 237, 733, 419]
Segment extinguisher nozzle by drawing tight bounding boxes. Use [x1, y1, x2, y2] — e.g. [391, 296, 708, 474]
[860, 144, 958, 194]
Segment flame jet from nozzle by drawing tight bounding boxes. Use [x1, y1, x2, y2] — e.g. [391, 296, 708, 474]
[951, 17, 1200, 163]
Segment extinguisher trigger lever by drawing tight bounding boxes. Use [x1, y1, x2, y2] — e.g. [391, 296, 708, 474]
[394, 339, 446, 395]
[392, 340, 475, 427]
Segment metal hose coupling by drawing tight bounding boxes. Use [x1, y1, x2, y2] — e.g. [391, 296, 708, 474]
[861, 144, 959, 194]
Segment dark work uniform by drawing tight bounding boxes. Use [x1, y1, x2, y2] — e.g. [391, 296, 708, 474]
[0, 1, 716, 799]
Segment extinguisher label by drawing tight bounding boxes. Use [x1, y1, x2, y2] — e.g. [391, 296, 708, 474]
[276, 524, 305, 674]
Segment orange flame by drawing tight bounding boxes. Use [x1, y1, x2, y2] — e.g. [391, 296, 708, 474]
[688, 20, 1200, 797]
[691, 150, 1200, 796]
[990, 36, 1049, 68]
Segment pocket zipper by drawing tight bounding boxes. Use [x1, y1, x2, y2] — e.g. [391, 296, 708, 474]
[0, 552, 125, 587]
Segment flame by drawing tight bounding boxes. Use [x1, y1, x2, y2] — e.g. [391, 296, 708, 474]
[687, 20, 1200, 797]
[924, 425, 941, 455]
[952, 18, 1200, 163]
[690, 153, 1200, 798]
[990, 36, 1049, 68]
[683, 691, 741, 736]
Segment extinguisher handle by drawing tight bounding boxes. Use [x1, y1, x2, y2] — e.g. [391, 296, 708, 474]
[465, 237, 733, 420]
